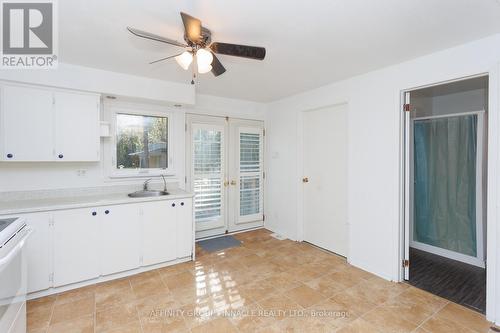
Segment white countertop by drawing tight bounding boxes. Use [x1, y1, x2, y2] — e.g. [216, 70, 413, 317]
[0, 188, 194, 216]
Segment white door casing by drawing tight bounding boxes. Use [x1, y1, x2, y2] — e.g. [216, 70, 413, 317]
[187, 115, 264, 238]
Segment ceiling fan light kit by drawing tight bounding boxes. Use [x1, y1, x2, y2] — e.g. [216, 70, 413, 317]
[127, 12, 266, 82]
[175, 51, 193, 70]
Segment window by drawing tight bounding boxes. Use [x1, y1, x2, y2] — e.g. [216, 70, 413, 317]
[115, 113, 169, 174]
[239, 131, 262, 216]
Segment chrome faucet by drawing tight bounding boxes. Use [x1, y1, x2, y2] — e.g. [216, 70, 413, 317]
[143, 178, 152, 191]
[161, 174, 168, 192]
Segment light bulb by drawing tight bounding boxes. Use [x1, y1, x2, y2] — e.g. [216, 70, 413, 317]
[198, 64, 212, 74]
[175, 51, 193, 70]
[196, 49, 213, 68]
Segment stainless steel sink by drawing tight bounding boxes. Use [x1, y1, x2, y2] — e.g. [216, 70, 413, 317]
[128, 190, 169, 198]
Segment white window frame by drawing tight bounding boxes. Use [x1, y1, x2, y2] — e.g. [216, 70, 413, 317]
[235, 126, 264, 224]
[108, 106, 173, 178]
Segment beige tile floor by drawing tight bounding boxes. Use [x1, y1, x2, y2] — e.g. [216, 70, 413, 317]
[27, 228, 498, 333]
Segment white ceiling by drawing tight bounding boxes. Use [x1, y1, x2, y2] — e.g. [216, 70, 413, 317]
[59, 0, 500, 102]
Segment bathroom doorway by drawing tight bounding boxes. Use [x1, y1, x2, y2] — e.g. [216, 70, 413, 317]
[402, 76, 488, 313]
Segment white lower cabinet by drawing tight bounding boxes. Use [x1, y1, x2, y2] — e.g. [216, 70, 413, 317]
[23, 212, 52, 293]
[53, 208, 100, 287]
[177, 199, 193, 258]
[100, 204, 141, 275]
[142, 200, 177, 266]
[5, 196, 193, 294]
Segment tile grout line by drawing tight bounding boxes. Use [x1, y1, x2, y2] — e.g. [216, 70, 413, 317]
[411, 300, 450, 332]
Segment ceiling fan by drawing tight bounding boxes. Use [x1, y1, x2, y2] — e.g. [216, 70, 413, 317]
[127, 12, 266, 84]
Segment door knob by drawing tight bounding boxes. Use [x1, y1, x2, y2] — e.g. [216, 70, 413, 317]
[230, 180, 237, 186]
[224, 180, 229, 187]
[302, 177, 309, 183]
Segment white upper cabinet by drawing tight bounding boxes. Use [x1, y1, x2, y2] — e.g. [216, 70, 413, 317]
[0, 83, 100, 162]
[54, 91, 100, 161]
[1, 85, 54, 161]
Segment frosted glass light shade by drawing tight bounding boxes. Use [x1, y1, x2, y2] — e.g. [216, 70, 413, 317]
[175, 51, 193, 70]
[196, 49, 213, 68]
[198, 64, 212, 74]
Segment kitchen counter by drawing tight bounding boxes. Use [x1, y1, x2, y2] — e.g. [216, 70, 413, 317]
[0, 188, 194, 216]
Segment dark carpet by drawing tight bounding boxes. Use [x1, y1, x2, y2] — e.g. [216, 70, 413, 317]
[409, 247, 486, 313]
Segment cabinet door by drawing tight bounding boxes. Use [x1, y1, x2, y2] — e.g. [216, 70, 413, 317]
[100, 204, 141, 275]
[54, 91, 100, 161]
[24, 212, 52, 293]
[53, 208, 99, 287]
[177, 199, 193, 258]
[1, 85, 54, 161]
[142, 201, 177, 266]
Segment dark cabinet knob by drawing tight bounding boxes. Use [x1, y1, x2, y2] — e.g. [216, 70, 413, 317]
[92, 212, 97, 216]
[181, 202, 184, 206]
[105, 210, 110, 214]
[6, 153, 13, 158]
[171, 203, 176, 207]
[58, 154, 64, 159]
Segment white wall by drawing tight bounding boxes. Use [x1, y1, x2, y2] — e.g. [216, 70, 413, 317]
[265, 33, 500, 323]
[0, 64, 265, 192]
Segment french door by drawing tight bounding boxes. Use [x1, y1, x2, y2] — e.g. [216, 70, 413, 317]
[186, 115, 264, 239]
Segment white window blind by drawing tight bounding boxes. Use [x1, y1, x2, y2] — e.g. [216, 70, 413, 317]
[239, 132, 262, 216]
[193, 129, 223, 221]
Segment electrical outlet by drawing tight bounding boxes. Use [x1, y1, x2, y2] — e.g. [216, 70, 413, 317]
[76, 169, 87, 177]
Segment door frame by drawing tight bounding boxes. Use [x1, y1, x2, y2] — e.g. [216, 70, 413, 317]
[186, 114, 229, 239]
[398, 72, 498, 321]
[297, 102, 350, 256]
[227, 118, 265, 233]
[185, 114, 266, 239]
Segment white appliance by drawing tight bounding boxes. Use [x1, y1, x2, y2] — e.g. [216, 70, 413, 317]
[0, 217, 32, 333]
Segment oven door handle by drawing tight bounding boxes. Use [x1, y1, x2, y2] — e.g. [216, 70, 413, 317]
[0, 227, 33, 269]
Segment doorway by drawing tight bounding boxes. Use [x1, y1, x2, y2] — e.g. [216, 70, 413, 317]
[302, 103, 348, 257]
[402, 76, 488, 313]
[186, 114, 264, 239]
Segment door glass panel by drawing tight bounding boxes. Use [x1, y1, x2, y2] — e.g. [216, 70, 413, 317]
[193, 128, 223, 222]
[239, 132, 262, 216]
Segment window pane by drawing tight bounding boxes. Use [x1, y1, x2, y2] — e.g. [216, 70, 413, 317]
[240, 175, 260, 216]
[116, 114, 168, 169]
[193, 128, 223, 222]
[239, 132, 261, 216]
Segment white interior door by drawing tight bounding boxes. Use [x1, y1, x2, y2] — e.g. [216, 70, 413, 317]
[228, 119, 265, 232]
[302, 104, 348, 257]
[187, 115, 228, 239]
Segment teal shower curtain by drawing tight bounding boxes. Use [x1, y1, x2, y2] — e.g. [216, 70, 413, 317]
[413, 115, 477, 257]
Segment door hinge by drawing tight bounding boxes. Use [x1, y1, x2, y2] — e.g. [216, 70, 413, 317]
[263, 214, 265, 221]
[185, 176, 187, 184]
[403, 104, 411, 112]
[49, 273, 54, 282]
[263, 128, 266, 136]
[402, 259, 410, 267]
[185, 123, 188, 131]
[49, 217, 55, 227]
[263, 172, 266, 179]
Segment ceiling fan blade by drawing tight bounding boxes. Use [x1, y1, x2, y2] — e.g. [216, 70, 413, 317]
[127, 27, 187, 48]
[149, 53, 183, 65]
[210, 42, 266, 60]
[211, 53, 226, 76]
[180, 12, 202, 44]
